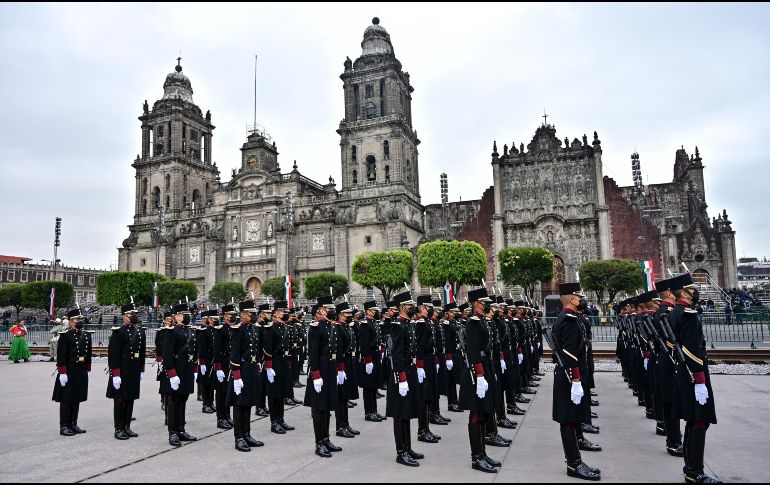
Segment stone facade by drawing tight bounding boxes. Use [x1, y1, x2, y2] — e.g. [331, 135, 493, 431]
[118, 19, 425, 298]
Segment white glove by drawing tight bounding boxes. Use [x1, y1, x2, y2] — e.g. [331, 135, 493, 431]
[140, 372, 144, 381]
[113, 376, 122, 390]
[518, 353, 524, 365]
[365, 362, 374, 375]
[398, 381, 409, 396]
[530, 345, 534, 354]
[59, 373, 68, 387]
[446, 359, 453, 371]
[694, 383, 709, 405]
[169, 375, 180, 391]
[199, 364, 207, 376]
[571, 382, 584, 405]
[417, 367, 425, 383]
[500, 359, 507, 372]
[337, 370, 346, 385]
[643, 358, 649, 371]
[233, 378, 243, 395]
[436, 363, 440, 372]
[314, 378, 323, 393]
[267, 367, 276, 383]
[476, 376, 488, 399]
[158, 362, 164, 372]
[216, 370, 225, 383]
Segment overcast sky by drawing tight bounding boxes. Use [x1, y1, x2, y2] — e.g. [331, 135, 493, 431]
[1, 2, 769, 270]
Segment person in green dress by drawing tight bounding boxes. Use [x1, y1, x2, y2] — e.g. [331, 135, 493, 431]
[9, 319, 31, 363]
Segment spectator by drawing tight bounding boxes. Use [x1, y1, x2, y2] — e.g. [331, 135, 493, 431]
[706, 299, 715, 310]
[734, 302, 744, 325]
[9, 319, 31, 363]
[696, 304, 704, 323]
[113, 314, 118, 326]
[724, 303, 732, 325]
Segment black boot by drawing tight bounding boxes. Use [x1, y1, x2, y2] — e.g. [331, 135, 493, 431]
[395, 421, 419, 468]
[470, 422, 497, 473]
[60, 401, 75, 436]
[404, 419, 424, 459]
[70, 402, 86, 433]
[124, 400, 138, 437]
[577, 428, 602, 451]
[322, 411, 342, 452]
[232, 407, 249, 451]
[177, 400, 197, 442]
[561, 426, 600, 481]
[114, 400, 129, 440]
[685, 427, 722, 483]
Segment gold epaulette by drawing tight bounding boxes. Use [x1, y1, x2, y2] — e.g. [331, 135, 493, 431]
[681, 346, 704, 366]
[111, 326, 121, 331]
[309, 321, 319, 327]
[229, 361, 240, 367]
[229, 324, 241, 329]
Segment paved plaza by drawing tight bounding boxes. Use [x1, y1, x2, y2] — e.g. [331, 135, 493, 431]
[0, 360, 768, 483]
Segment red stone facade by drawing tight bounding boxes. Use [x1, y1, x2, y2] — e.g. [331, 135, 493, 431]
[457, 186, 496, 284]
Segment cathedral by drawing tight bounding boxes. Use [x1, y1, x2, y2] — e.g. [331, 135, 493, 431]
[119, 17, 738, 299]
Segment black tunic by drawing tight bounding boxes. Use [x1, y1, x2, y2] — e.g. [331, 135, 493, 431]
[106, 325, 146, 400]
[415, 317, 437, 403]
[262, 319, 291, 399]
[335, 321, 359, 400]
[551, 309, 585, 424]
[671, 303, 717, 424]
[196, 325, 216, 386]
[227, 323, 262, 407]
[52, 329, 92, 403]
[653, 304, 676, 404]
[458, 315, 495, 413]
[385, 316, 421, 419]
[155, 328, 169, 385]
[304, 319, 339, 411]
[161, 325, 197, 396]
[357, 318, 382, 390]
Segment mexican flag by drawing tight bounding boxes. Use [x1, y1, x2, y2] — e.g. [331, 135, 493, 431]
[641, 260, 656, 291]
[285, 274, 293, 309]
[444, 280, 454, 304]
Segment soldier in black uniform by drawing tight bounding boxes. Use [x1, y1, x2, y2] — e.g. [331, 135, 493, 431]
[429, 298, 452, 425]
[304, 296, 342, 458]
[162, 303, 199, 447]
[106, 301, 146, 440]
[504, 301, 526, 416]
[197, 310, 218, 415]
[551, 283, 601, 481]
[653, 277, 684, 456]
[155, 311, 173, 417]
[227, 300, 265, 452]
[52, 308, 92, 436]
[212, 304, 236, 430]
[576, 303, 602, 446]
[286, 307, 304, 405]
[458, 288, 503, 474]
[358, 300, 385, 422]
[442, 302, 464, 413]
[379, 301, 397, 391]
[387, 291, 424, 467]
[492, 297, 517, 430]
[669, 274, 721, 484]
[413, 295, 442, 444]
[263, 300, 295, 434]
[330, 302, 357, 438]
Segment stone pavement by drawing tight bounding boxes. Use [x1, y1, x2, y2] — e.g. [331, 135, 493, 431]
[0, 360, 768, 483]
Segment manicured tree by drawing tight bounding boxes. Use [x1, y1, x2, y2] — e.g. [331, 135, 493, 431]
[352, 250, 414, 302]
[208, 282, 247, 305]
[580, 259, 644, 305]
[304, 273, 349, 300]
[96, 271, 167, 306]
[498, 246, 554, 300]
[0, 283, 25, 319]
[157, 280, 199, 307]
[417, 240, 487, 299]
[20, 281, 74, 315]
[261, 276, 299, 301]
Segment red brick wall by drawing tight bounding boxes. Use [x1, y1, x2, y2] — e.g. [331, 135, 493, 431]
[603, 176, 663, 270]
[457, 186, 496, 284]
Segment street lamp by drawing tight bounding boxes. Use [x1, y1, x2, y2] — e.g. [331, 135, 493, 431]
[631, 152, 648, 261]
[440, 173, 448, 240]
[284, 191, 294, 277]
[53, 217, 61, 281]
[154, 204, 166, 322]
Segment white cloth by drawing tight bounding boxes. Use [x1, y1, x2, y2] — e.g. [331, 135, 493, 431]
[112, 376, 122, 390]
[476, 376, 488, 399]
[694, 383, 709, 405]
[518, 353, 524, 365]
[398, 381, 409, 397]
[436, 363, 440, 372]
[643, 358, 649, 371]
[169, 375, 180, 391]
[140, 372, 144, 381]
[571, 381, 584, 405]
[199, 364, 207, 376]
[158, 362, 163, 372]
[365, 362, 374, 375]
[59, 373, 68, 387]
[314, 378, 323, 393]
[233, 378, 244, 395]
[216, 370, 225, 383]
[337, 370, 346, 385]
[500, 359, 507, 372]
[446, 359, 454, 371]
[417, 367, 425, 383]
[267, 367, 276, 383]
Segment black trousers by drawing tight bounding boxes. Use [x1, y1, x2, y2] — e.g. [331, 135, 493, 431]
[269, 397, 285, 423]
[59, 400, 80, 427]
[215, 380, 230, 420]
[363, 388, 378, 414]
[311, 409, 331, 443]
[166, 394, 189, 434]
[232, 405, 252, 439]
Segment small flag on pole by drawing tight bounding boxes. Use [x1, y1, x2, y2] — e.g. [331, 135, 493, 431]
[285, 275, 293, 309]
[49, 286, 56, 318]
[641, 260, 656, 291]
[444, 280, 454, 304]
[153, 281, 159, 308]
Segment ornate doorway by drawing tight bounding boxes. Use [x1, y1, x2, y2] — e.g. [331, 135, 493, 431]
[692, 268, 709, 285]
[245, 277, 262, 297]
[541, 255, 565, 298]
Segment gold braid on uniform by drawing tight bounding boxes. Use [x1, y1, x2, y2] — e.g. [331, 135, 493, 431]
[681, 346, 704, 366]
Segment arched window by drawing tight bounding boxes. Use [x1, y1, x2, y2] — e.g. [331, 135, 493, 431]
[165, 195, 170, 208]
[142, 178, 148, 195]
[152, 186, 160, 208]
[406, 159, 411, 184]
[366, 155, 376, 182]
[165, 173, 171, 190]
[351, 145, 357, 163]
[385, 165, 390, 183]
[383, 140, 389, 159]
[366, 103, 375, 119]
[352, 170, 358, 185]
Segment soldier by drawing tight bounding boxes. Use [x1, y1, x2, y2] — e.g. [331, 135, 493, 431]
[379, 301, 397, 392]
[263, 300, 295, 434]
[480, 298, 512, 449]
[442, 302, 464, 413]
[387, 290, 424, 467]
[106, 300, 146, 440]
[227, 299, 264, 452]
[653, 278, 684, 456]
[253, 303, 270, 418]
[551, 283, 601, 481]
[162, 303, 199, 447]
[458, 288, 502, 473]
[304, 296, 342, 457]
[492, 297, 517, 430]
[504, 301, 526, 417]
[155, 311, 173, 424]
[212, 304, 236, 429]
[330, 302, 357, 438]
[414, 295, 442, 443]
[286, 307, 304, 405]
[197, 309, 218, 415]
[430, 298, 452, 425]
[576, 301, 602, 446]
[669, 274, 721, 483]
[358, 300, 385, 422]
[52, 308, 92, 436]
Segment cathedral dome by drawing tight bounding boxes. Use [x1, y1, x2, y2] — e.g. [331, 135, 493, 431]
[162, 60, 194, 103]
[361, 17, 394, 56]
